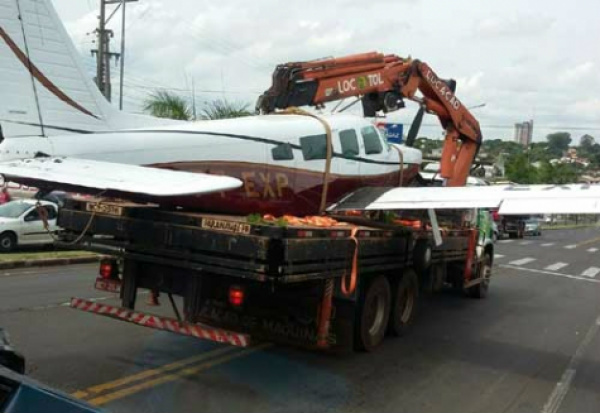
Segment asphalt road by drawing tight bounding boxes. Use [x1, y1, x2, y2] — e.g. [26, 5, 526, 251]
[1, 228, 600, 413]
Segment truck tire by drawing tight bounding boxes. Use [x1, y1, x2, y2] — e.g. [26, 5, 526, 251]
[413, 240, 432, 274]
[355, 275, 391, 352]
[467, 254, 492, 299]
[0, 232, 16, 252]
[388, 269, 419, 337]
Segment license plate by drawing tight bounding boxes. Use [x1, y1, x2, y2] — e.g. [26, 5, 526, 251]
[86, 202, 123, 216]
[201, 218, 251, 235]
[95, 278, 121, 293]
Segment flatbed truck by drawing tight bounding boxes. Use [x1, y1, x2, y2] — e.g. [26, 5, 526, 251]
[58, 198, 494, 352]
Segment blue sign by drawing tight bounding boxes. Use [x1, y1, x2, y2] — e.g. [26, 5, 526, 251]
[382, 123, 404, 144]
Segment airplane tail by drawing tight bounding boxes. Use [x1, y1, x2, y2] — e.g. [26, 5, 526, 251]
[0, 0, 175, 138]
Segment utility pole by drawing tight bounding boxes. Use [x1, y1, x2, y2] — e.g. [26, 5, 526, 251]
[91, 0, 137, 103]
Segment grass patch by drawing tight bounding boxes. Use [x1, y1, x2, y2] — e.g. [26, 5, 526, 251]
[541, 223, 600, 230]
[0, 250, 98, 262]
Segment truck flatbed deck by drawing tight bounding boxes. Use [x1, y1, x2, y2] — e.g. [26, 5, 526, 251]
[58, 197, 493, 352]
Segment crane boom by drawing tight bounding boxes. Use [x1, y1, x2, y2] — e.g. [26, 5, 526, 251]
[257, 52, 483, 187]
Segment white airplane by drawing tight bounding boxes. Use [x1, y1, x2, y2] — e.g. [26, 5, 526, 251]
[0, 0, 598, 217]
[0, 0, 423, 216]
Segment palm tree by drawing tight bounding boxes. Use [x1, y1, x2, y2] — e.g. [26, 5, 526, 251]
[199, 99, 252, 120]
[143, 91, 192, 120]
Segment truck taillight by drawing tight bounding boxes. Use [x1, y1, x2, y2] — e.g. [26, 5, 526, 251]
[229, 286, 244, 307]
[99, 259, 118, 279]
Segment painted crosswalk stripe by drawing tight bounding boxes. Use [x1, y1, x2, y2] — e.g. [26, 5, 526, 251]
[564, 245, 577, 250]
[587, 248, 598, 253]
[499, 240, 514, 244]
[581, 267, 600, 278]
[520, 241, 533, 245]
[494, 254, 505, 259]
[545, 262, 569, 271]
[508, 257, 536, 266]
[541, 243, 555, 247]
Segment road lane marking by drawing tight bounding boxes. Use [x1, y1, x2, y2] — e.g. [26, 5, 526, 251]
[494, 254, 505, 259]
[72, 345, 240, 399]
[499, 239, 514, 244]
[564, 244, 577, 250]
[545, 262, 568, 271]
[541, 313, 600, 413]
[587, 248, 598, 253]
[581, 267, 600, 278]
[519, 241, 533, 245]
[0, 265, 94, 278]
[575, 235, 600, 248]
[0, 295, 118, 315]
[541, 243, 555, 247]
[86, 343, 271, 406]
[500, 265, 600, 284]
[508, 257, 536, 266]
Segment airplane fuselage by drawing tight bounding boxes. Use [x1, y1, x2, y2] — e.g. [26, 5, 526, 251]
[0, 114, 422, 215]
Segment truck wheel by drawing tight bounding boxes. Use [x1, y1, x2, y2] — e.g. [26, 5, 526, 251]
[0, 232, 16, 252]
[355, 275, 391, 352]
[413, 240, 432, 274]
[388, 269, 419, 337]
[467, 254, 492, 299]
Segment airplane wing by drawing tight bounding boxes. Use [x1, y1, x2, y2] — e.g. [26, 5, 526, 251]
[328, 185, 600, 215]
[0, 158, 242, 198]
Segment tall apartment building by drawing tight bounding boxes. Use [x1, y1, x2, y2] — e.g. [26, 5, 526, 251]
[514, 120, 533, 146]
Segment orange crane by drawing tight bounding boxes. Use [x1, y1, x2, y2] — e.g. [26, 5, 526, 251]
[257, 52, 483, 187]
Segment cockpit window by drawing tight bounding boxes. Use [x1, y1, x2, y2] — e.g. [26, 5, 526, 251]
[361, 126, 383, 154]
[300, 134, 328, 160]
[339, 129, 360, 158]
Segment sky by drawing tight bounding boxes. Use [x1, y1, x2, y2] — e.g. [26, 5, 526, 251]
[52, 0, 600, 143]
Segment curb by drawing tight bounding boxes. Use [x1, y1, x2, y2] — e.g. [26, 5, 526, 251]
[0, 255, 104, 270]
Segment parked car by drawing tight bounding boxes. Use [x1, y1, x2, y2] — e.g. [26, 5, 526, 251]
[0, 200, 60, 252]
[524, 218, 542, 236]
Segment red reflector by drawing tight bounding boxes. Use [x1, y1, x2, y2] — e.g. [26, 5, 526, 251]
[297, 230, 313, 238]
[99, 261, 115, 279]
[229, 286, 244, 307]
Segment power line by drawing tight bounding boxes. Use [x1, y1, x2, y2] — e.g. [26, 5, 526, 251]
[123, 83, 260, 95]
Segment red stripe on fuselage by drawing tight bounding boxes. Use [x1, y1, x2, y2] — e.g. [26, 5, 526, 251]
[154, 161, 420, 216]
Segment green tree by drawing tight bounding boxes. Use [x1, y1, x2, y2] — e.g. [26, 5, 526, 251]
[537, 161, 578, 184]
[199, 99, 252, 120]
[580, 134, 595, 149]
[143, 90, 192, 120]
[505, 153, 538, 183]
[546, 132, 571, 158]
[529, 142, 550, 163]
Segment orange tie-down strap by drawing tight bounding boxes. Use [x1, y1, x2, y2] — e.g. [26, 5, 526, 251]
[263, 214, 359, 296]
